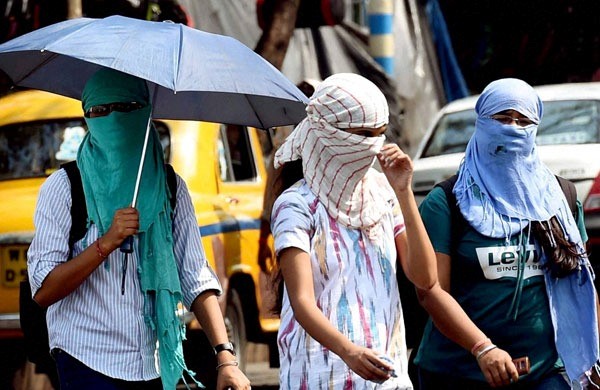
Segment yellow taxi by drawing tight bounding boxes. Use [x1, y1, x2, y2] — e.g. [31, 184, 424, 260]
[0, 89, 278, 387]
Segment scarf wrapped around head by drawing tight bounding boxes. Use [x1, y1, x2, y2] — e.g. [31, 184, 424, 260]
[78, 68, 195, 389]
[274, 73, 389, 241]
[453, 78, 599, 385]
[453, 78, 554, 235]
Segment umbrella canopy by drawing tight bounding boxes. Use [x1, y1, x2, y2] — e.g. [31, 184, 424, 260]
[0, 15, 308, 128]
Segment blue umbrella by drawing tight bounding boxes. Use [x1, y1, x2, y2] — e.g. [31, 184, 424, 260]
[0, 14, 308, 208]
[0, 15, 308, 128]
[0, 15, 308, 258]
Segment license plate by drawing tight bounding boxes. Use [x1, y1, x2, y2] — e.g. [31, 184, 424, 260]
[1, 245, 28, 288]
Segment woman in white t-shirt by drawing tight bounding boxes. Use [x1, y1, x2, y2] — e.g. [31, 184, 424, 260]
[270, 73, 438, 389]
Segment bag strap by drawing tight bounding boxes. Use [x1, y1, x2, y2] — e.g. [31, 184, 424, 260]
[434, 174, 463, 258]
[165, 163, 177, 212]
[61, 161, 178, 257]
[61, 161, 87, 257]
[555, 175, 578, 219]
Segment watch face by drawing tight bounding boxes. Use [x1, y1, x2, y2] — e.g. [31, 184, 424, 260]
[214, 342, 236, 356]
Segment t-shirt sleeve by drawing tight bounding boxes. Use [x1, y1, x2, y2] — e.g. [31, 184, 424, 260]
[271, 190, 312, 256]
[418, 186, 453, 255]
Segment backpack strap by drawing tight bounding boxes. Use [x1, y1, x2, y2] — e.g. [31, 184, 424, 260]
[434, 174, 464, 258]
[165, 163, 177, 212]
[61, 161, 87, 257]
[555, 175, 577, 218]
[435, 174, 459, 210]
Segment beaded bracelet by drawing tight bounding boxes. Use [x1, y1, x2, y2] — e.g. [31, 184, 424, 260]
[96, 240, 108, 259]
[475, 344, 497, 362]
[215, 360, 239, 370]
[470, 338, 491, 356]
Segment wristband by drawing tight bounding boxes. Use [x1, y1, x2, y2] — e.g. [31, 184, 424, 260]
[96, 240, 108, 259]
[470, 338, 491, 356]
[215, 360, 239, 370]
[475, 344, 497, 362]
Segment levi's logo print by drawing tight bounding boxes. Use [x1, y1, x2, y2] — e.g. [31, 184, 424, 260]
[475, 245, 543, 280]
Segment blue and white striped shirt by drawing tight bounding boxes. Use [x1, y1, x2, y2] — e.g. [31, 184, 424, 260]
[27, 168, 222, 381]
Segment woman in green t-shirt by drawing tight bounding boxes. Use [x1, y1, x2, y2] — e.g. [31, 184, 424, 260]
[414, 78, 599, 389]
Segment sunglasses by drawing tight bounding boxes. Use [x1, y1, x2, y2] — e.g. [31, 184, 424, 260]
[488, 114, 536, 127]
[84, 102, 144, 118]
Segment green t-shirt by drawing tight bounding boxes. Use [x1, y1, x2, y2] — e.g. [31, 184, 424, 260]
[414, 186, 587, 383]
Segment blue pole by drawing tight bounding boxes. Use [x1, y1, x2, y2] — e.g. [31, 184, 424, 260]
[367, 0, 394, 76]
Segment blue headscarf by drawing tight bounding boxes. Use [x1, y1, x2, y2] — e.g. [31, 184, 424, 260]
[453, 78, 598, 385]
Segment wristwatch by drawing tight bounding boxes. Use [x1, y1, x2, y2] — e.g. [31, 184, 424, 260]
[213, 342, 236, 356]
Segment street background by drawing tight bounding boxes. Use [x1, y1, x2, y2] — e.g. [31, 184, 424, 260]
[1, 1, 598, 389]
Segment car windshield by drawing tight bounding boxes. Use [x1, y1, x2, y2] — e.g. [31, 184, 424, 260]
[421, 100, 600, 158]
[0, 119, 171, 181]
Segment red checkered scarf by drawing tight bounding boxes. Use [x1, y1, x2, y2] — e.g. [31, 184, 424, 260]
[274, 73, 390, 241]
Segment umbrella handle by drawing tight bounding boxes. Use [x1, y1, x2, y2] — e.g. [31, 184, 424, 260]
[121, 236, 134, 253]
[119, 117, 152, 254]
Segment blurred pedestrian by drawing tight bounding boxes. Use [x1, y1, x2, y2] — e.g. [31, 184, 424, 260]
[27, 68, 250, 390]
[270, 73, 438, 388]
[414, 78, 599, 389]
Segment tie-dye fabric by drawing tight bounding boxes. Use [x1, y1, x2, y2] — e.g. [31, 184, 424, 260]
[272, 171, 413, 390]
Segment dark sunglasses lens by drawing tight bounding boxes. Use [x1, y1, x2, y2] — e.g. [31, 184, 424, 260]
[113, 102, 142, 113]
[86, 102, 142, 117]
[492, 115, 513, 125]
[86, 105, 110, 117]
[519, 119, 534, 126]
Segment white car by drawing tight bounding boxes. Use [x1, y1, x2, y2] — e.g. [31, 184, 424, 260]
[411, 82, 600, 280]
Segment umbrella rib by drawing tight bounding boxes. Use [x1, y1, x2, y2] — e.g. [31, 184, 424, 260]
[174, 23, 184, 93]
[244, 94, 266, 129]
[46, 18, 98, 49]
[14, 51, 60, 85]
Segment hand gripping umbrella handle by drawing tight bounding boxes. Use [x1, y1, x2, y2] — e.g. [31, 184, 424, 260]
[121, 236, 134, 253]
[120, 117, 152, 253]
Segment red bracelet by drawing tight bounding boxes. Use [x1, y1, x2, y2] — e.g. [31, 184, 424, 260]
[470, 338, 491, 356]
[96, 240, 108, 259]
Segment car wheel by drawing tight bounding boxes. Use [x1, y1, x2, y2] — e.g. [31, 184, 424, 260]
[225, 289, 247, 371]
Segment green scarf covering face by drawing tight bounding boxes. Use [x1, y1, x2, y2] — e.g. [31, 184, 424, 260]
[78, 68, 198, 389]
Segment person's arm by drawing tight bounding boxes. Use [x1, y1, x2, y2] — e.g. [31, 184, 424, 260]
[377, 144, 436, 289]
[279, 246, 393, 382]
[30, 170, 139, 307]
[416, 256, 519, 387]
[190, 292, 250, 390]
[34, 207, 138, 307]
[377, 144, 519, 386]
[172, 176, 250, 389]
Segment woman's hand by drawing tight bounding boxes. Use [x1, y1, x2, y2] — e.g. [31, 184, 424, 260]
[378, 143, 413, 192]
[340, 344, 393, 383]
[216, 364, 251, 390]
[476, 347, 519, 387]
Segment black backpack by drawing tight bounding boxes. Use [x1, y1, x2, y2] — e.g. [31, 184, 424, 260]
[19, 161, 177, 381]
[399, 174, 578, 377]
